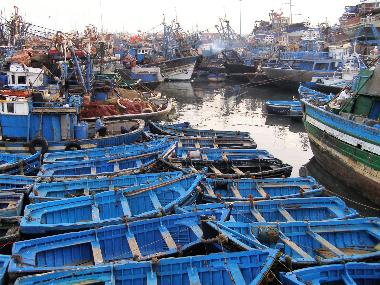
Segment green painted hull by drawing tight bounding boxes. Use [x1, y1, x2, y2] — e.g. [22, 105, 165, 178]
[304, 120, 380, 205]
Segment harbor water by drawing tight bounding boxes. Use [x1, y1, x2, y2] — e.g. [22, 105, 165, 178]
[159, 81, 312, 176]
[159, 81, 379, 217]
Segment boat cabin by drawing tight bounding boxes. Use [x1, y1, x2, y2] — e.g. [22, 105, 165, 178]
[341, 66, 380, 123]
[0, 95, 78, 142]
[6, 63, 44, 88]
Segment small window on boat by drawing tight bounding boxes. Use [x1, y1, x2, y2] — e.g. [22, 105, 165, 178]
[7, 103, 14, 113]
[314, 63, 329, 71]
[17, 76, 26, 85]
[11, 75, 15, 85]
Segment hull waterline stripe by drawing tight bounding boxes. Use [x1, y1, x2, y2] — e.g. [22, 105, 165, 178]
[306, 115, 380, 156]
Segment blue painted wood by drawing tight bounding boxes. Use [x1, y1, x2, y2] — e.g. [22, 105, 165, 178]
[37, 142, 176, 178]
[172, 148, 293, 178]
[43, 138, 169, 163]
[0, 119, 145, 153]
[208, 218, 380, 265]
[280, 262, 380, 285]
[14, 249, 279, 285]
[176, 136, 257, 149]
[176, 147, 274, 161]
[21, 174, 204, 234]
[10, 212, 223, 276]
[0, 152, 41, 175]
[265, 101, 302, 116]
[0, 175, 36, 194]
[0, 193, 24, 217]
[303, 100, 380, 146]
[177, 197, 358, 222]
[202, 177, 323, 201]
[30, 171, 183, 203]
[0, 255, 10, 285]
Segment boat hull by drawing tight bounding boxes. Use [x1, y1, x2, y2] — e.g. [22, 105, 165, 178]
[156, 56, 198, 81]
[303, 102, 380, 205]
[263, 67, 337, 89]
[0, 119, 145, 154]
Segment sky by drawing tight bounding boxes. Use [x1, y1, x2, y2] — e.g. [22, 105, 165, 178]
[1, 0, 360, 34]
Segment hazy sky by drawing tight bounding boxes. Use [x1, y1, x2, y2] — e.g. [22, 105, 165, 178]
[2, 0, 359, 34]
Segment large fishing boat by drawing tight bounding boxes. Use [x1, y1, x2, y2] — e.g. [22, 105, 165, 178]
[339, 0, 380, 39]
[302, 65, 380, 204]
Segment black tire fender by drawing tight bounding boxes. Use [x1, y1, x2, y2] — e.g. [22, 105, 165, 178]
[29, 137, 49, 155]
[65, 142, 82, 151]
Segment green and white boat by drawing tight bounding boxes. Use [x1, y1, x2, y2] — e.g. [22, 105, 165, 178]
[302, 66, 380, 204]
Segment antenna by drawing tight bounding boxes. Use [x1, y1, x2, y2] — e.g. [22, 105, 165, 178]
[284, 0, 294, 24]
[99, 0, 104, 33]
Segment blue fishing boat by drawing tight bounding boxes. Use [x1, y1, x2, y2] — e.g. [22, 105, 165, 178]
[289, 104, 303, 119]
[177, 197, 358, 222]
[177, 136, 257, 149]
[302, 66, 380, 205]
[37, 141, 176, 178]
[21, 174, 203, 234]
[201, 177, 323, 202]
[0, 152, 41, 175]
[0, 93, 145, 154]
[43, 137, 169, 163]
[280, 262, 380, 285]
[10, 212, 225, 276]
[149, 121, 251, 138]
[265, 100, 302, 116]
[0, 175, 36, 194]
[14, 249, 279, 285]
[171, 148, 293, 178]
[30, 171, 183, 203]
[298, 83, 335, 103]
[262, 50, 344, 89]
[0, 193, 24, 217]
[208, 218, 380, 265]
[0, 255, 10, 285]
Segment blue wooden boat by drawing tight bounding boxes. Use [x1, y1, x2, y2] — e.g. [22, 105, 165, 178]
[21, 174, 203, 234]
[202, 177, 323, 202]
[0, 193, 24, 217]
[43, 137, 169, 163]
[30, 171, 183, 203]
[149, 121, 251, 138]
[14, 249, 279, 285]
[302, 66, 380, 205]
[177, 136, 257, 149]
[177, 197, 358, 222]
[0, 175, 36, 194]
[265, 100, 302, 116]
[280, 262, 380, 285]
[298, 83, 334, 103]
[208, 218, 380, 265]
[0, 255, 10, 285]
[289, 104, 303, 119]
[0, 152, 41, 175]
[10, 212, 227, 276]
[37, 141, 176, 178]
[171, 148, 293, 178]
[0, 93, 145, 154]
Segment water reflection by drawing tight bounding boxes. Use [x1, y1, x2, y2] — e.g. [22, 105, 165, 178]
[158, 82, 313, 176]
[305, 158, 378, 217]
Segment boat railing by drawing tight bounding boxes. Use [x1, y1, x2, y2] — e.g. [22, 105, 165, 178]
[280, 51, 330, 61]
[29, 101, 78, 113]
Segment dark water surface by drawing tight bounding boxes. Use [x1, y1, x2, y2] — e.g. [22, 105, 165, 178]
[158, 81, 312, 176]
[158, 81, 380, 217]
